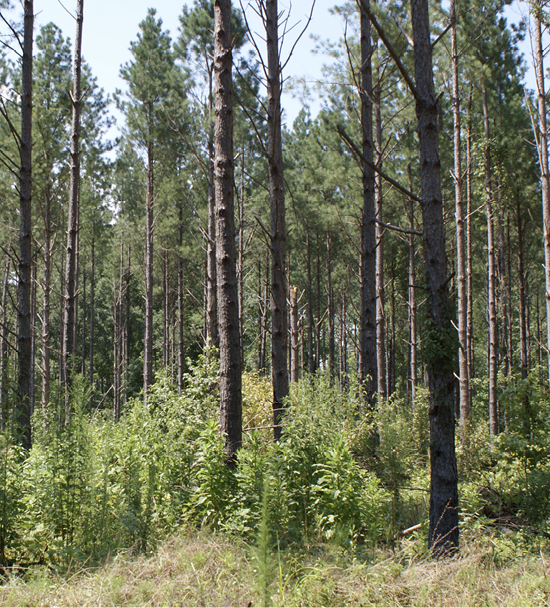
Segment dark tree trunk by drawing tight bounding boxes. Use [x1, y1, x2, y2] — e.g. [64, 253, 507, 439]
[214, 0, 242, 461]
[451, 0, 469, 431]
[327, 231, 335, 382]
[178, 205, 184, 393]
[144, 138, 154, 398]
[238, 146, 245, 361]
[358, 0, 377, 406]
[41, 188, 52, 412]
[206, 67, 219, 350]
[163, 253, 169, 369]
[0, 262, 10, 431]
[306, 227, 314, 375]
[517, 201, 528, 380]
[374, 79, 386, 400]
[408, 173, 417, 405]
[30, 259, 36, 414]
[266, 0, 288, 440]
[411, 0, 458, 554]
[290, 286, 298, 382]
[89, 237, 95, 413]
[17, 0, 34, 450]
[466, 91, 474, 397]
[62, 0, 84, 394]
[482, 89, 498, 436]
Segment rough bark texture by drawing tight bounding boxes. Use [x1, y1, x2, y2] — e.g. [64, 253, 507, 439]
[206, 92, 219, 348]
[451, 0, 470, 430]
[89, 237, 95, 413]
[359, 0, 377, 406]
[62, 0, 84, 394]
[482, 89, 498, 436]
[374, 81, 386, 400]
[266, 0, 288, 440]
[214, 0, 242, 461]
[306, 228, 315, 374]
[41, 188, 52, 412]
[290, 286, 298, 382]
[466, 93, 474, 400]
[517, 201, 528, 380]
[533, 1, 550, 390]
[178, 205, 184, 393]
[408, 174, 417, 405]
[411, 0, 458, 554]
[143, 138, 154, 398]
[17, 0, 34, 450]
[327, 232, 335, 381]
[0, 263, 10, 430]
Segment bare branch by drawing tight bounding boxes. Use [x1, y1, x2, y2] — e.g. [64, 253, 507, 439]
[337, 124, 422, 203]
[375, 218, 421, 236]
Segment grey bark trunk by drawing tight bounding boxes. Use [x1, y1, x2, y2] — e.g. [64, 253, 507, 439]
[408, 171, 417, 405]
[306, 228, 315, 375]
[517, 201, 528, 380]
[41, 188, 51, 412]
[482, 89, 498, 436]
[359, 0, 377, 406]
[0, 262, 10, 430]
[533, 1, 550, 391]
[178, 204, 184, 393]
[206, 84, 219, 349]
[451, 0, 470, 432]
[374, 80, 386, 400]
[62, 0, 84, 394]
[89, 236, 95, 413]
[17, 0, 34, 450]
[411, 0, 458, 554]
[214, 0, 242, 461]
[266, 0, 288, 440]
[143, 138, 154, 398]
[466, 92, 474, 396]
[327, 231, 335, 381]
[290, 286, 298, 382]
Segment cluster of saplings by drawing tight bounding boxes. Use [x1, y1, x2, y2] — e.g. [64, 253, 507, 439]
[0, 352, 548, 569]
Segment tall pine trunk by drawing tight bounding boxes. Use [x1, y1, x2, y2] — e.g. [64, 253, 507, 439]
[374, 79, 386, 400]
[144, 137, 154, 398]
[214, 0, 242, 461]
[0, 262, 10, 430]
[62, 0, 84, 393]
[482, 88, 498, 435]
[17, 0, 34, 450]
[533, 1, 550, 390]
[411, 0, 458, 553]
[359, 0, 377, 406]
[451, 0, 469, 430]
[266, 0, 288, 440]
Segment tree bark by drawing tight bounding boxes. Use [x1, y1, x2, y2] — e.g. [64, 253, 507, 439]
[61, 0, 84, 395]
[482, 88, 498, 436]
[359, 0, 377, 406]
[17, 0, 34, 450]
[306, 227, 315, 375]
[411, 0, 458, 554]
[206, 85, 219, 348]
[533, 1, 550, 391]
[0, 262, 10, 431]
[374, 79, 386, 400]
[451, 0, 470, 431]
[144, 137, 154, 398]
[266, 0, 288, 440]
[517, 200, 528, 380]
[327, 231, 335, 382]
[466, 91, 474, 396]
[178, 204, 184, 393]
[214, 0, 242, 461]
[408, 171, 417, 406]
[89, 236, 95, 413]
[290, 286, 298, 382]
[41, 187, 52, 413]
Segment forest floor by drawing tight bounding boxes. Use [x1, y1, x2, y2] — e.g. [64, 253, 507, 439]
[0, 526, 548, 607]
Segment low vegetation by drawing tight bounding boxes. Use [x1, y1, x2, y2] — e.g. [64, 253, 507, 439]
[0, 353, 548, 605]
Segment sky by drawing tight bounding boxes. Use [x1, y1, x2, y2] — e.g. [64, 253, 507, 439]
[33, 0, 343, 132]
[8, 0, 543, 135]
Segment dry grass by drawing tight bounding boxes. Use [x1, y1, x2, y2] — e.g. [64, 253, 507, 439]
[0, 528, 548, 607]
